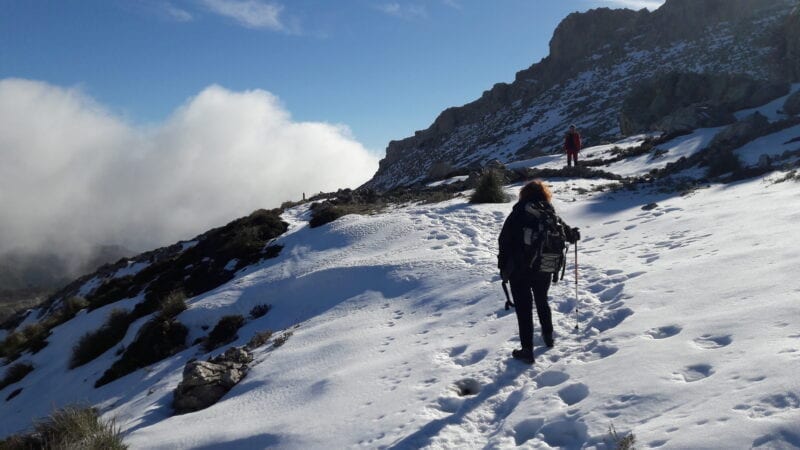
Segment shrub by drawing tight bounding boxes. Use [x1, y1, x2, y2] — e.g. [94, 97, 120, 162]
[608, 424, 636, 450]
[204, 315, 246, 352]
[0, 362, 34, 391]
[70, 309, 133, 369]
[246, 330, 273, 350]
[470, 171, 509, 204]
[706, 149, 743, 177]
[309, 204, 346, 228]
[249, 304, 271, 319]
[0, 405, 126, 449]
[95, 315, 188, 387]
[0, 323, 50, 363]
[60, 297, 88, 321]
[272, 331, 293, 348]
[158, 291, 187, 319]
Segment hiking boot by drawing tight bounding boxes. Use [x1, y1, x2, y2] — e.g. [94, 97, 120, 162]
[512, 348, 534, 364]
[544, 333, 555, 348]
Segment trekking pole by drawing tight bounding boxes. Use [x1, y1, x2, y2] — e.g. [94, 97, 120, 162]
[574, 241, 579, 330]
[502, 281, 515, 310]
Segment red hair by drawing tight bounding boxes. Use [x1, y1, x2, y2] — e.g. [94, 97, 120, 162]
[519, 179, 552, 204]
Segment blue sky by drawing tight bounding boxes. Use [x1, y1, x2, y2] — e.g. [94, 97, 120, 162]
[0, 0, 664, 154]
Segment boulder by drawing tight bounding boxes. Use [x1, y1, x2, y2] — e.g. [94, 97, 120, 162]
[709, 112, 770, 150]
[173, 347, 253, 414]
[620, 73, 788, 135]
[784, 90, 800, 116]
[654, 104, 734, 134]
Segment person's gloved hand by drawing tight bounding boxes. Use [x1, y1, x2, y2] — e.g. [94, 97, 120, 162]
[565, 226, 581, 243]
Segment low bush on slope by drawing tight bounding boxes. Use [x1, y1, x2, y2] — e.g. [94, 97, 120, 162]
[203, 315, 246, 352]
[0, 210, 287, 367]
[0, 405, 125, 450]
[0, 297, 89, 363]
[95, 295, 188, 387]
[70, 309, 133, 369]
[470, 170, 510, 204]
[0, 362, 34, 391]
[88, 209, 287, 314]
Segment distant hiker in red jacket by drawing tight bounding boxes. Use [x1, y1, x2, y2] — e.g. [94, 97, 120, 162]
[564, 125, 581, 168]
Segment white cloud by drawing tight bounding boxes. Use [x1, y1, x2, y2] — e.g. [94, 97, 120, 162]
[376, 2, 428, 20]
[441, 0, 461, 10]
[163, 3, 194, 22]
[0, 78, 379, 260]
[201, 0, 285, 30]
[596, 0, 665, 10]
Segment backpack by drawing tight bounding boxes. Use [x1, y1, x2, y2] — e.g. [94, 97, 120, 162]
[522, 202, 569, 280]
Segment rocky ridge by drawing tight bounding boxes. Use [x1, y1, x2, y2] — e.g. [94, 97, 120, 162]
[365, 0, 799, 191]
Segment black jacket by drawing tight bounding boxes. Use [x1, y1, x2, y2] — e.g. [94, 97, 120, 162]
[498, 200, 574, 279]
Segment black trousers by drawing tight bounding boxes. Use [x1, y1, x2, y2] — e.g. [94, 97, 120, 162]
[510, 271, 553, 350]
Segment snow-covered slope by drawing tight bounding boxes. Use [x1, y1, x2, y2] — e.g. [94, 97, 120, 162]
[2, 124, 800, 448]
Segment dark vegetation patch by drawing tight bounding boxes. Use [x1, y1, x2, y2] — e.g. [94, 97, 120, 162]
[5, 387, 22, 401]
[470, 170, 509, 204]
[0, 405, 126, 450]
[204, 315, 246, 352]
[245, 330, 273, 350]
[248, 304, 271, 319]
[581, 139, 659, 168]
[773, 169, 800, 183]
[307, 186, 459, 228]
[69, 309, 133, 369]
[0, 362, 34, 391]
[2, 209, 287, 363]
[95, 295, 189, 387]
[0, 296, 90, 362]
[89, 209, 287, 316]
[309, 203, 383, 228]
[272, 331, 293, 348]
[518, 165, 623, 181]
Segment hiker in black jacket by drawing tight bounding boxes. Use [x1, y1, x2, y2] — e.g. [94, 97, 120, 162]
[498, 180, 579, 364]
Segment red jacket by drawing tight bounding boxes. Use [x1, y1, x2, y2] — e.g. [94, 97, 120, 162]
[564, 131, 582, 152]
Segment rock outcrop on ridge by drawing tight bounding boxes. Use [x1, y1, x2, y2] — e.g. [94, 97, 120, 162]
[364, 0, 799, 191]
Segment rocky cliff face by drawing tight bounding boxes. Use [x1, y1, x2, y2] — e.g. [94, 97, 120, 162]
[365, 0, 798, 191]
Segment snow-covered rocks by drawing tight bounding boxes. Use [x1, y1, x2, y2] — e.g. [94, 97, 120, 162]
[173, 347, 253, 414]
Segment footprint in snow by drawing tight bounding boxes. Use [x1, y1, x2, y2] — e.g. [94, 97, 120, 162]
[454, 349, 489, 367]
[557, 383, 589, 406]
[513, 418, 545, 446]
[733, 392, 800, 418]
[693, 334, 732, 349]
[673, 364, 714, 382]
[535, 371, 570, 387]
[646, 325, 682, 339]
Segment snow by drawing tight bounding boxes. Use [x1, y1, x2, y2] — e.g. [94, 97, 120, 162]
[3, 129, 800, 447]
[427, 176, 468, 187]
[734, 83, 800, 122]
[734, 124, 800, 166]
[109, 174, 799, 450]
[113, 261, 150, 279]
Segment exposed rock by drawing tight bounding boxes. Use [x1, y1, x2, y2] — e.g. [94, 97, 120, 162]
[653, 104, 735, 134]
[620, 73, 788, 134]
[642, 203, 659, 211]
[781, 7, 800, 80]
[485, 160, 506, 170]
[709, 112, 771, 150]
[784, 90, 800, 116]
[427, 160, 456, 180]
[364, 0, 796, 191]
[173, 347, 253, 414]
